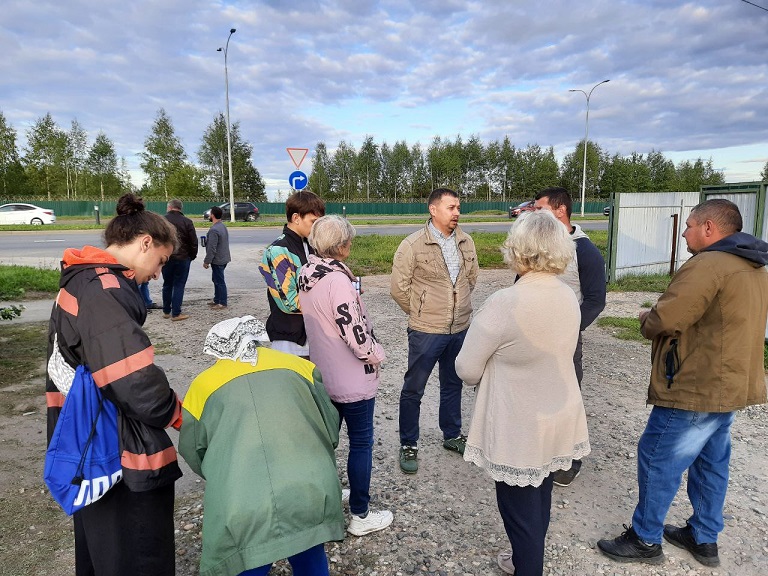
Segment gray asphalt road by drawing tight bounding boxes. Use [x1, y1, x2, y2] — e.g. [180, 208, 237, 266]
[0, 219, 607, 322]
[0, 219, 607, 264]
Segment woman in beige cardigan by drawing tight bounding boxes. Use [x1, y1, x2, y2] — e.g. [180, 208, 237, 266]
[456, 210, 591, 576]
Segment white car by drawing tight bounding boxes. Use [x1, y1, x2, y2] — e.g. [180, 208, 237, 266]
[0, 203, 56, 225]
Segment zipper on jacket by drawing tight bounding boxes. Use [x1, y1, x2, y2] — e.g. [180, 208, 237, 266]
[417, 290, 427, 317]
[665, 339, 679, 388]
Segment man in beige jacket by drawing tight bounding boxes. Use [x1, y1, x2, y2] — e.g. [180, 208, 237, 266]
[598, 199, 768, 567]
[390, 188, 479, 474]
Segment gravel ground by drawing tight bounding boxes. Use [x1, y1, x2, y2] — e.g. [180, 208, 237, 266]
[2, 267, 767, 575]
[147, 269, 768, 576]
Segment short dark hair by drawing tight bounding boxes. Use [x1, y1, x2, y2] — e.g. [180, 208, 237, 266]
[535, 187, 572, 218]
[105, 193, 178, 250]
[428, 188, 459, 206]
[691, 199, 742, 234]
[210, 206, 223, 220]
[285, 190, 325, 221]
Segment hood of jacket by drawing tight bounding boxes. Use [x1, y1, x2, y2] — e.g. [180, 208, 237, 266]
[60, 246, 130, 288]
[298, 254, 355, 292]
[570, 223, 589, 241]
[700, 231, 768, 267]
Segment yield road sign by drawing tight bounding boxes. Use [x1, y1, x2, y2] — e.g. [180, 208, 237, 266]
[289, 170, 308, 190]
[287, 148, 309, 169]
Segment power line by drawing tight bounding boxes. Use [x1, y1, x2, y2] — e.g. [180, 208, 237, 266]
[742, 0, 768, 12]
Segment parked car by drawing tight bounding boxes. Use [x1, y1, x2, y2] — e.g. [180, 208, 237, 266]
[603, 206, 611, 216]
[509, 200, 536, 218]
[0, 203, 56, 225]
[203, 202, 259, 222]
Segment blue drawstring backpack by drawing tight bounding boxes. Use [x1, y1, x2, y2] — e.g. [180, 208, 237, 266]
[44, 365, 122, 515]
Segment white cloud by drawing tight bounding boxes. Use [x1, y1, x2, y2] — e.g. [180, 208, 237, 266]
[2, 0, 766, 199]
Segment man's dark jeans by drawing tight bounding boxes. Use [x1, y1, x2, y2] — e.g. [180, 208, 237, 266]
[211, 263, 227, 306]
[161, 258, 191, 317]
[399, 329, 467, 446]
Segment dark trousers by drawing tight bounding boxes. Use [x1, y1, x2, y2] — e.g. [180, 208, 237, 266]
[73, 481, 175, 576]
[211, 263, 228, 306]
[161, 257, 191, 317]
[239, 543, 329, 576]
[495, 475, 554, 576]
[138, 282, 152, 306]
[399, 329, 466, 445]
[333, 398, 375, 516]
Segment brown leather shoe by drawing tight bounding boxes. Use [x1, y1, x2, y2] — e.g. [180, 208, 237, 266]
[171, 314, 190, 321]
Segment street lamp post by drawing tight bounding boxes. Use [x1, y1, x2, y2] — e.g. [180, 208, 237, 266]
[569, 79, 609, 218]
[218, 28, 237, 222]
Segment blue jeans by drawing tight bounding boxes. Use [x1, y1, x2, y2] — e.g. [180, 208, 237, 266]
[632, 406, 734, 544]
[161, 258, 191, 317]
[211, 263, 227, 306]
[138, 282, 153, 306]
[238, 543, 329, 576]
[333, 398, 375, 516]
[399, 329, 466, 446]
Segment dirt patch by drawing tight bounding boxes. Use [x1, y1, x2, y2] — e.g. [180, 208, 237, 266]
[1, 271, 767, 575]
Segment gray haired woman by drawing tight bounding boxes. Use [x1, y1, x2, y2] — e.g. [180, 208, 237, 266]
[456, 210, 590, 576]
[298, 215, 393, 537]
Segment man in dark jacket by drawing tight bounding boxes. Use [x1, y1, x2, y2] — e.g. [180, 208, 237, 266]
[162, 199, 198, 321]
[203, 205, 231, 309]
[534, 187, 606, 486]
[598, 199, 768, 567]
[258, 191, 325, 358]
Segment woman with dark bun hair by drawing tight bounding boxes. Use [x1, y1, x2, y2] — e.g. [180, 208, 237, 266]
[45, 193, 183, 576]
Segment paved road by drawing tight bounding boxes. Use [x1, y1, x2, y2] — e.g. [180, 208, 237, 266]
[0, 220, 608, 322]
[0, 219, 607, 265]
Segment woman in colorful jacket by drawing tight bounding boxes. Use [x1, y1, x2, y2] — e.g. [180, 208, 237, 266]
[455, 210, 591, 576]
[45, 193, 183, 576]
[298, 215, 393, 537]
[178, 316, 345, 576]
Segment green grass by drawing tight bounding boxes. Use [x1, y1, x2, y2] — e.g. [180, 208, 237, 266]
[347, 231, 509, 275]
[608, 274, 671, 293]
[0, 265, 60, 299]
[597, 316, 645, 341]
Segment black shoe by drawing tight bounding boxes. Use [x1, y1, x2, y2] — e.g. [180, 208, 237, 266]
[147, 303, 163, 310]
[597, 525, 664, 564]
[553, 459, 582, 487]
[663, 524, 719, 567]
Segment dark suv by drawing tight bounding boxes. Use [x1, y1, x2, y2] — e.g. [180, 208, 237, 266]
[509, 200, 536, 218]
[203, 202, 259, 222]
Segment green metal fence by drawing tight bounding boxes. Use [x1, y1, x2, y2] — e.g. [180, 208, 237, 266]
[0, 199, 608, 217]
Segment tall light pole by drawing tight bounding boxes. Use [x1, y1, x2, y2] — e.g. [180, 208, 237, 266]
[218, 28, 236, 222]
[569, 79, 609, 217]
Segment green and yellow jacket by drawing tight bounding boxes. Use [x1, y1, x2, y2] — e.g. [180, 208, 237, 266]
[178, 348, 344, 576]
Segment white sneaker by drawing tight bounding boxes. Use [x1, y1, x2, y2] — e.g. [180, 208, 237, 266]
[347, 509, 394, 536]
[341, 489, 350, 503]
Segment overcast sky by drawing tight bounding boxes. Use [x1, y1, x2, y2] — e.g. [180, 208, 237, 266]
[3, 0, 767, 200]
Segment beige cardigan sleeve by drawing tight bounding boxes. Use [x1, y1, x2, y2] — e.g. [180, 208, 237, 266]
[455, 293, 503, 386]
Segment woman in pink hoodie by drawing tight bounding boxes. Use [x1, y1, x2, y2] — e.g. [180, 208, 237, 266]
[298, 215, 393, 537]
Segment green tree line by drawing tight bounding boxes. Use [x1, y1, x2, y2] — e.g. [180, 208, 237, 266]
[309, 136, 736, 203]
[0, 109, 266, 202]
[4, 107, 762, 204]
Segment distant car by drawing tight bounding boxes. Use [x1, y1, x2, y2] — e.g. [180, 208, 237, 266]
[509, 200, 536, 218]
[0, 203, 56, 225]
[203, 202, 259, 222]
[603, 206, 611, 216]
